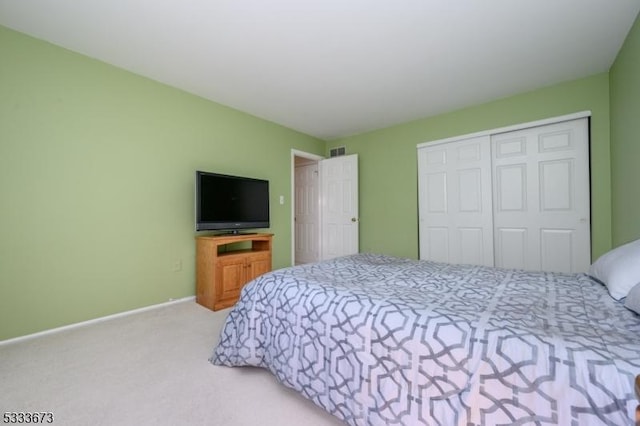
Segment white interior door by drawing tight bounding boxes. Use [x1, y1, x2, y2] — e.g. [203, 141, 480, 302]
[492, 118, 590, 273]
[294, 163, 320, 264]
[320, 154, 359, 260]
[418, 136, 494, 266]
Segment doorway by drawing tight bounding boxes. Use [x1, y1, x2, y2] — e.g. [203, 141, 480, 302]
[290, 150, 360, 266]
[291, 150, 323, 265]
[291, 151, 321, 265]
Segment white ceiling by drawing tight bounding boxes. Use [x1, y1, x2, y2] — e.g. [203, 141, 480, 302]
[1, 1, 639, 140]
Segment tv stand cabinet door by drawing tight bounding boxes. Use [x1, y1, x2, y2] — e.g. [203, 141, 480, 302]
[246, 252, 271, 282]
[214, 256, 246, 310]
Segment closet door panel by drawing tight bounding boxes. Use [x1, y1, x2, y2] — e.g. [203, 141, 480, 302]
[458, 169, 482, 212]
[495, 164, 527, 211]
[458, 227, 486, 265]
[539, 159, 572, 211]
[426, 172, 447, 213]
[496, 228, 528, 270]
[418, 136, 493, 266]
[495, 136, 527, 158]
[492, 118, 590, 273]
[540, 229, 574, 273]
[424, 227, 450, 263]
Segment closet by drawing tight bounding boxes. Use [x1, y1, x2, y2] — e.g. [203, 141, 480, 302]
[417, 115, 591, 273]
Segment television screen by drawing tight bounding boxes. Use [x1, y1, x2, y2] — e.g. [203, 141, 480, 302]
[195, 171, 270, 232]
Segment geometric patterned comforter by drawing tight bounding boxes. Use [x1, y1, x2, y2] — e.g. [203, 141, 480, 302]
[211, 253, 640, 425]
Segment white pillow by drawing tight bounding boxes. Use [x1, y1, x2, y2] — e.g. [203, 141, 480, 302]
[625, 282, 640, 315]
[589, 238, 640, 300]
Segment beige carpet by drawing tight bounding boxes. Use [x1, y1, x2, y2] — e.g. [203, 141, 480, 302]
[0, 301, 344, 426]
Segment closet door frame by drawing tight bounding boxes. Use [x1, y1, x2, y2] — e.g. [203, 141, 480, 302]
[417, 111, 592, 271]
[417, 111, 591, 150]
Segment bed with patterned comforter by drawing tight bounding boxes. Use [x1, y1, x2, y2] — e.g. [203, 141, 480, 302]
[211, 253, 640, 425]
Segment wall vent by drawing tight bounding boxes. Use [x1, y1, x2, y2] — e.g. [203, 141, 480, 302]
[330, 146, 346, 157]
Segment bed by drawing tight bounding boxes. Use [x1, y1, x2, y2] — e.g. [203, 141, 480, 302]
[211, 253, 640, 425]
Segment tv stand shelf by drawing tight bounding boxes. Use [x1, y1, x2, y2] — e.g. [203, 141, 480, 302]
[196, 233, 273, 311]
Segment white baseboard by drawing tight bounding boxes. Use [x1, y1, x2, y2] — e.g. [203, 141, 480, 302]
[0, 296, 196, 346]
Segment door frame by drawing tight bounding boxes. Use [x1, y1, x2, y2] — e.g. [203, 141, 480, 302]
[291, 149, 324, 266]
[416, 111, 591, 149]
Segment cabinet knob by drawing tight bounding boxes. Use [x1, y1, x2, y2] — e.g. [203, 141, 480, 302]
[351, 217, 359, 222]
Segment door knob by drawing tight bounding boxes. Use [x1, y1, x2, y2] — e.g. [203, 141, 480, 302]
[351, 217, 359, 222]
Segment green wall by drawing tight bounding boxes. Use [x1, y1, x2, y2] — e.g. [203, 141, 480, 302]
[331, 74, 612, 261]
[2, 18, 634, 341]
[0, 26, 325, 340]
[610, 12, 640, 245]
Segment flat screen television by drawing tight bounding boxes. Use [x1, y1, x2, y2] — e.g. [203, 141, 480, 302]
[195, 171, 270, 233]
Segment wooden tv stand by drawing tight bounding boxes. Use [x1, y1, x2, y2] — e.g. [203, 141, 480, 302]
[195, 233, 273, 311]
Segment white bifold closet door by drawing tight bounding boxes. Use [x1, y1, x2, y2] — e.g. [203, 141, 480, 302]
[492, 118, 590, 273]
[417, 135, 494, 266]
[418, 117, 590, 273]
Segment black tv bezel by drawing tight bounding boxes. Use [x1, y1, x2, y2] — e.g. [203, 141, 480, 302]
[195, 170, 270, 233]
